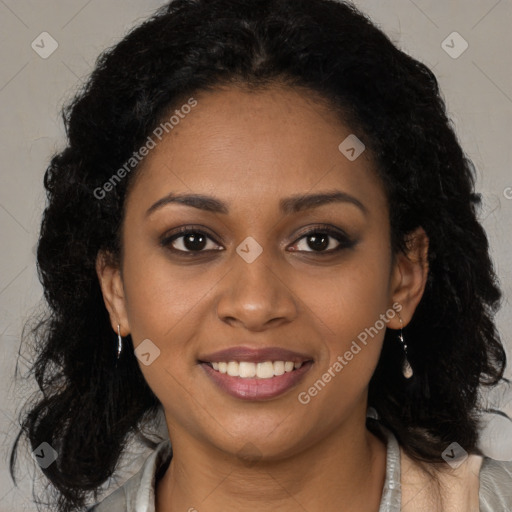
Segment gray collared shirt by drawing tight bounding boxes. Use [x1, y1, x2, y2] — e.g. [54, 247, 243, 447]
[88, 420, 512, 511]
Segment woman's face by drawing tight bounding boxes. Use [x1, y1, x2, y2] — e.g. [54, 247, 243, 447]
[98, 85, 427, 460]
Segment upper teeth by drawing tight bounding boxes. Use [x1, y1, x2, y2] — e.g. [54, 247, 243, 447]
[210, 361, 303, 378]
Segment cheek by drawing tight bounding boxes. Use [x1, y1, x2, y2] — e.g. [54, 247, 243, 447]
[319, 236, 393, 342]
[120, 251, 208, 419]
[306, 235, 392, 403]
[119, 238, 228, 392]
[120, 231, 206, 340]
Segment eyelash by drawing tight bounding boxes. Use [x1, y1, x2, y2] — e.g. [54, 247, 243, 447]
[160, 224, 355, 256]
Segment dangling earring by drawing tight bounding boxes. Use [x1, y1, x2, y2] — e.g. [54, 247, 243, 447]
[397, 313, 413, 379]
[117, 324, 123, 359]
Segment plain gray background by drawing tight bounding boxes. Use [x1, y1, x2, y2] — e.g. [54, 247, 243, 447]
[1, 1, 511, 510]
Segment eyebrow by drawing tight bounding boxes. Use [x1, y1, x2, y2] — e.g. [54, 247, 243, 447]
[146, 190, 368, 217]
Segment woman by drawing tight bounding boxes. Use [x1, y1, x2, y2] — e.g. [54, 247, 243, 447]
[9, 0, 512, 510]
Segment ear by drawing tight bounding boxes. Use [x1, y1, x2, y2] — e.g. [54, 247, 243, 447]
[388, 227, 429, 328]
[96, 250, 130, 336]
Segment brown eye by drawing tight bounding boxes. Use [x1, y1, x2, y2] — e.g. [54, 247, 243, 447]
[161, 227, 222, 254]
[289, 226, 356, 254]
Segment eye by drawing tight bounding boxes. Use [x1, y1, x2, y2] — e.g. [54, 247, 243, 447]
[160, 226, 223, 255]
[289, 225, 355, 254]
[160, 224, 355, 256]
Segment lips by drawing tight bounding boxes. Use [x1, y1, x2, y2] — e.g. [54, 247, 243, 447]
[198, 346, 314, 400]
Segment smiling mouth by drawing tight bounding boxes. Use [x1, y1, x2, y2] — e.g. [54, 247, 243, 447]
[199, 354, 315, 400]
[199, 360, 311, 379]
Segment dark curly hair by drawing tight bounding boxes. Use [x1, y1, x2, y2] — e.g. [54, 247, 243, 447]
[10, 0, 508, 510]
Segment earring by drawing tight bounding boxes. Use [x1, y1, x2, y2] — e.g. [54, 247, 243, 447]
[117, 324, 123, 359]
[397, 313, 413, 379]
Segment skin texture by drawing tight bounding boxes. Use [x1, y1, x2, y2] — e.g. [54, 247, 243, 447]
[97, 85, 429, 512]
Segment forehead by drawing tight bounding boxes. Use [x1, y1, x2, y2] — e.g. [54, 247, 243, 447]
[125, 86, 386, 218]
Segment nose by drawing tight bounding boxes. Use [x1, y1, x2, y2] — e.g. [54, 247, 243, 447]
[215, 244, 299, 331]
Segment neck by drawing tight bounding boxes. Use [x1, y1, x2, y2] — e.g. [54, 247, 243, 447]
[155, 410, 387, 512]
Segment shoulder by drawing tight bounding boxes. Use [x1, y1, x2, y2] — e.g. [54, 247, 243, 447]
[479, 457, 512, 511]
[87, 439, 172, 512]
[87, 485, 127, 511]
[400, 447, 510, 512]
